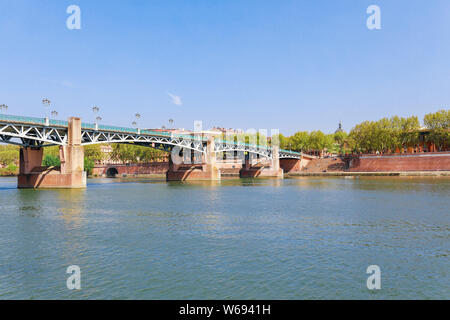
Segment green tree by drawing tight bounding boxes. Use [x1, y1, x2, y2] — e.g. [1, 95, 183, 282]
[309, 130, 332, 152]
[0, 145, 19, 166]
[0, 163, 18, 176]
[277, 133, 290, 150]
[333, 131, 348, 154]
[84, 144, 104, 162]
[43, 146, 60, 158]
[84, 158, 95, 176]
[400, 116, 420, 149]
[111, 143, 167, 163]
[42, 154, 61, 167]
[424, 109, 450, 151]
[291, 131, 310, 152]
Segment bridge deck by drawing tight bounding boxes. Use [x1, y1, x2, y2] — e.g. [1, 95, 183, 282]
[0, 114, 305, 158]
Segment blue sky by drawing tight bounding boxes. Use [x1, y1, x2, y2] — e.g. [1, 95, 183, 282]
[0, 0, 449, 135]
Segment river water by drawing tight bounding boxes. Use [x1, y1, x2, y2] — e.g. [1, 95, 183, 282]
[0, 176, 448, 299]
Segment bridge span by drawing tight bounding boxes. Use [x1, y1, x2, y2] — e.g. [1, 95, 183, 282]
[0, 115, 313, 188]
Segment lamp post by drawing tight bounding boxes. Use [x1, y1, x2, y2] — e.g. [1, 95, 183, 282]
[42, 98, 51, 125]
[134, 113, 141, 134]
[51, 110, 58, 118]
[92, 106, 100, 130]
[0, 104, 8, 114]
[95, 116, 102, 131]
[169, 118, 174, 129]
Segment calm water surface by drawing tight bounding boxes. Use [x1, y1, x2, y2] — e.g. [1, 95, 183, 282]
[0, 176, 448, 299]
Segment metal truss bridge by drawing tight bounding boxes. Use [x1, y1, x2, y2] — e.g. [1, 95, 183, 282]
[0, 114, 305, 159]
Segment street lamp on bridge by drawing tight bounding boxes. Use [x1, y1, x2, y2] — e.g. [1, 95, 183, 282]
[133, 113, 141, 133]
[95, 116, 102, 130]
[42, 98, 51, 125]
[92, 106, 101, 130]
[92, 105, 100, 114]
[0, 104, 8, 113]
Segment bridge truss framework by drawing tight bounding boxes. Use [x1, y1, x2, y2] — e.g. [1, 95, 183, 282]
[0, 116, 306, 160]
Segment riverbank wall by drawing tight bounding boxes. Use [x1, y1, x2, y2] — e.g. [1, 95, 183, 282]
[288, 171, 450, 177]
[93, 152, 450, 178]
[346, 152, 450, 172]
[92, 162, 169, 177]
[290, 152, 450, 177]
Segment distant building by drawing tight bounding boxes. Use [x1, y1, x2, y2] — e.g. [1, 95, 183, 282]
[335, 122, 343, 134]
[98, 144, 120, 165]
[209, 127, 243, 134]
[100, 144, 112, 154]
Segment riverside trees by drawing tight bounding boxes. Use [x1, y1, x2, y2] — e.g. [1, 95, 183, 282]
[0, 145, 19, 167]
[349, 111, 449, 153]
[0, 145, 19, 175]
[278, 109, 449, 155]
[423, 109, 450, 151]
[110, 144, 167, 163]
[348, 116, 421, 154]
[278, 130, 336, 154]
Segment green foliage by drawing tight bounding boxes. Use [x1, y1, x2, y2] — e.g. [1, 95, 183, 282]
[42, 154, 61, 167]
[0, 145, 19, 166]
[275, 130, 335, 153]
[424, 109, 450, 151]
[333, 131, 348, 154]
[84, 157, 95, 176]
[291, 131, 310, 151]
[309, 131, 333, 151]
[43, 146, 60, 158]
[111, 144, 166, 163]
[0, 163, 18, 176]
[84, 144, 104, 162]
[278, 133, 290, 150]
[348, 115, 421, 153]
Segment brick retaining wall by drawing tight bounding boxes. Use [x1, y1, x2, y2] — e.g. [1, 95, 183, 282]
[93, 162, 169, 176]
[347, 153, 450, 172]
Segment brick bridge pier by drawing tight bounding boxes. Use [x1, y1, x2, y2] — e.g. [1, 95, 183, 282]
[18, 117, 86, 188]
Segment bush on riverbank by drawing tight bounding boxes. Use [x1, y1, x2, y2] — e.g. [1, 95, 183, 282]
[0, 164, 18, 176]
[0, 145, 19, 176]
[42, 154, 61, 167]
[84, 158, 94, 176]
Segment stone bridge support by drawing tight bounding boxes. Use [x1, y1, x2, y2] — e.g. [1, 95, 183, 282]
[19, 147, 44, 175]
[18, 117, 86, 188]
[166, 137, 221, 181]
[240, 145, 284, 178]
[279, 155, 312, 173]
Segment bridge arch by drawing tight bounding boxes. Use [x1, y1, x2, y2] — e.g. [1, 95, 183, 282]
[106, 167, 119, 178]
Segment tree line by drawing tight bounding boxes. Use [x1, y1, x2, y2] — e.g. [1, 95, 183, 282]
[277, 109, 449, 154]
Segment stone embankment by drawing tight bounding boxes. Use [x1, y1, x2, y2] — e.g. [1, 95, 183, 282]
[288, 152, 450, 177]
